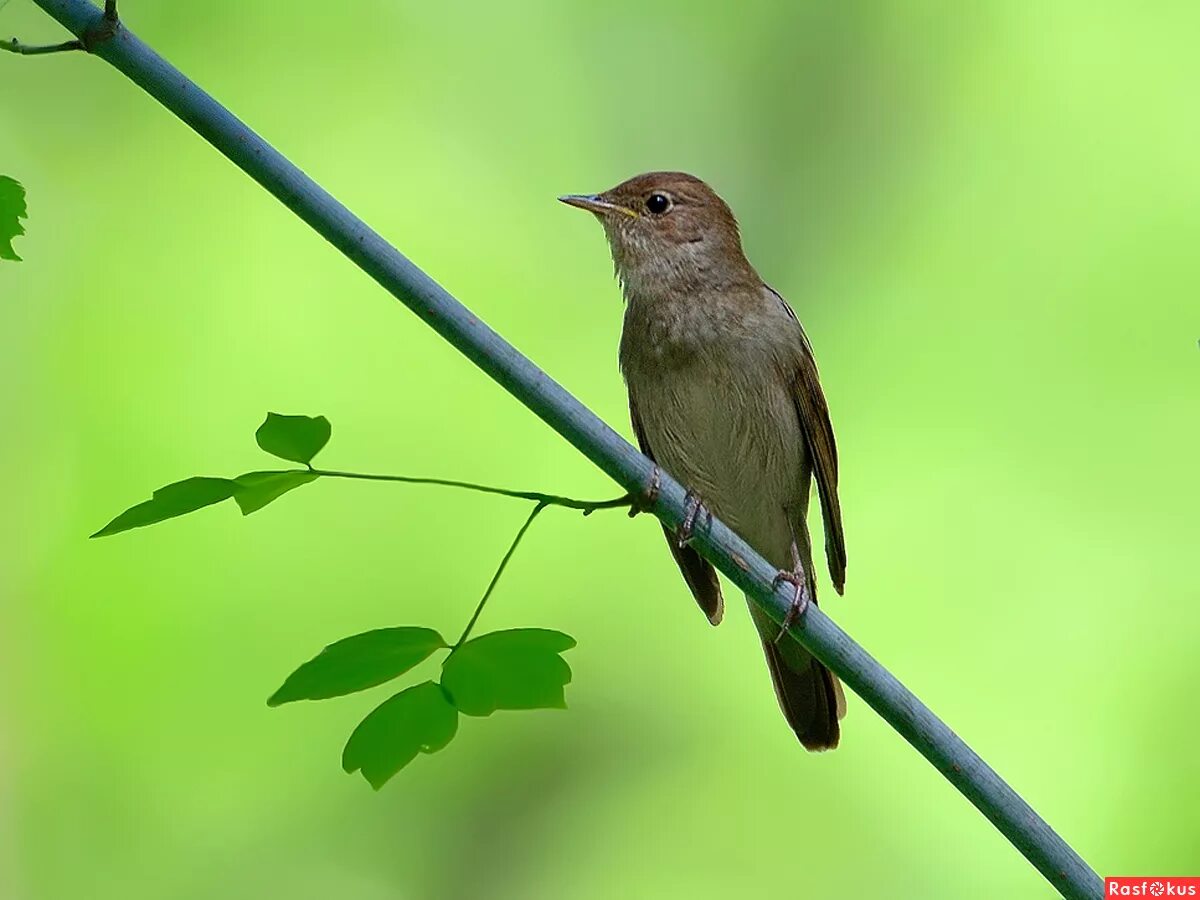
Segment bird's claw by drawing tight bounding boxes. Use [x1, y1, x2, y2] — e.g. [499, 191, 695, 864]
[628, 466, 661, 518]
[772, 568, 811, 643]
[676, 489, 708, 548]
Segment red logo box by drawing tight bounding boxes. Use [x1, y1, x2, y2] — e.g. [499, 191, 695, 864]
[1106, 878, 1200, 897]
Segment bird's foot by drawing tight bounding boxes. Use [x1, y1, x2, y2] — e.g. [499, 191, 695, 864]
[676, 489, 708, 548]
[627, 466, 661, 518]
[771, 567, 811, 643]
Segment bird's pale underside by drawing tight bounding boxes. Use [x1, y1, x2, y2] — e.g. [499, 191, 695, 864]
[561, 172, 847, 750]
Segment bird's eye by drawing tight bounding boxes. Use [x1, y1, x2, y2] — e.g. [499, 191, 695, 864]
[645, 193, 672, 215]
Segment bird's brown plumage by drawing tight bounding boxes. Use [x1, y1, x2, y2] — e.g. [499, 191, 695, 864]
[561, 171, 847, 750]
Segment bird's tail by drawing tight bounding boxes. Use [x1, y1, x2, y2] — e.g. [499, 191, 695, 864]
[748, 599, 846, 751]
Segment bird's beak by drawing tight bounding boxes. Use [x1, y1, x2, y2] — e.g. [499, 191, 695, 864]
[558, 194, 639, 219]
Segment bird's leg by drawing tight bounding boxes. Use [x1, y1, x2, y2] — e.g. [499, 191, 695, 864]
[676, 489, 708, 548]
[772, 538, 810, 643]
[627, 465, 661, 518]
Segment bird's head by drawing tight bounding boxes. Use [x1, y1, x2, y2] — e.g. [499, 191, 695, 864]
[559, 171, 753, 296]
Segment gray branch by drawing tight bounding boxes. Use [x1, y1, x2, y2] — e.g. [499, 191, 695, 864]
[20, 1, 1105, 897]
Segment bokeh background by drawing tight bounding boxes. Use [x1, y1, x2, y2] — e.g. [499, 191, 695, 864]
[2, 1, 1198, 897]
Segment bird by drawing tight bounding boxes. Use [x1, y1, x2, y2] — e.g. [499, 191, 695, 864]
[560, 172, 847, 750]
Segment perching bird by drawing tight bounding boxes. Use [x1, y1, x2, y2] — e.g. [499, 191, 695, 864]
[561, 172, 847, 750]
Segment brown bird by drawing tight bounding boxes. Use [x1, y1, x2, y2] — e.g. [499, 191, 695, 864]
[561, 172, 847, 750]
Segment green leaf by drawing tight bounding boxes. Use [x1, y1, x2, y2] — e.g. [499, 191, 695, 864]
[255, 413, 331, 465]
[91, 477, 238, 537]
[342, 681, 458, 789]
[1, 176, 28, 262]
[269, 627, 447, 706]
[233, 470, 318, 515]
[441, 628, 576, 716]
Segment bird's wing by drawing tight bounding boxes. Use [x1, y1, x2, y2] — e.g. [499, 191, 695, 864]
[629, 396, 725, 625]
[770, 287, 847, 594]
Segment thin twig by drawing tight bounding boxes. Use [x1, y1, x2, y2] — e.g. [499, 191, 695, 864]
[310, 467, 632, 514]
[310, 469, 628, 646]
[2, 37, 84, 55]
[453, 501, 549, 648]
[104, 0, 117, 22]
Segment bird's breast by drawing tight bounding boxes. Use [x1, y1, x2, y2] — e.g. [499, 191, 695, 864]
[621, 293, 807, 567]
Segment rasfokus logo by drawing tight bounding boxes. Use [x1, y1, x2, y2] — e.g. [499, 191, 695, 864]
[1105, 878, 1200, 897]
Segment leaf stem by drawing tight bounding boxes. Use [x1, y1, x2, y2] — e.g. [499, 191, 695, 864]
[310, 467, 631, 514]
[452, 501, 549, 649]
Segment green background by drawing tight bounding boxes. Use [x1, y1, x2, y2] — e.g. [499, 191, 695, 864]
[2, 1, 1198, 897]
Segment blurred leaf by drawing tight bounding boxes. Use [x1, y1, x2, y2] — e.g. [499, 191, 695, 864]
[0, 176, 28, 262]
[91, 477, 238, 537]
[255, 413, 330, 465]
[269, 627, 447, 706]
[233, 470, 318, 515]
[441, 628, 576, 716]
[342, 681, 458, 789]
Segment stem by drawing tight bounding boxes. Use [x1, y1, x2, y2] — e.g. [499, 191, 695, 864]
[2, 37, 83, 55]
[453, 501, 548, 648]
[310, 467, 631, 514]
[25, 3, 1104, 896]
[310, 469, 625, 645]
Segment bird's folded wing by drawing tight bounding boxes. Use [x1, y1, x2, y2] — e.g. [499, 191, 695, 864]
[769, 287, 847, 594]
[630, 398, 724, 625]
[791, 337, 846, 594]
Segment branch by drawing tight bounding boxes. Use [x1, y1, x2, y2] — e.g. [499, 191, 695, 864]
[22, 1, 1103, 897]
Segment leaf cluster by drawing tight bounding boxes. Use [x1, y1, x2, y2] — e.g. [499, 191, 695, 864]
[273, 626, 574, 788]
[94, 412, 577, 787]
[91, 413, 329, 536]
